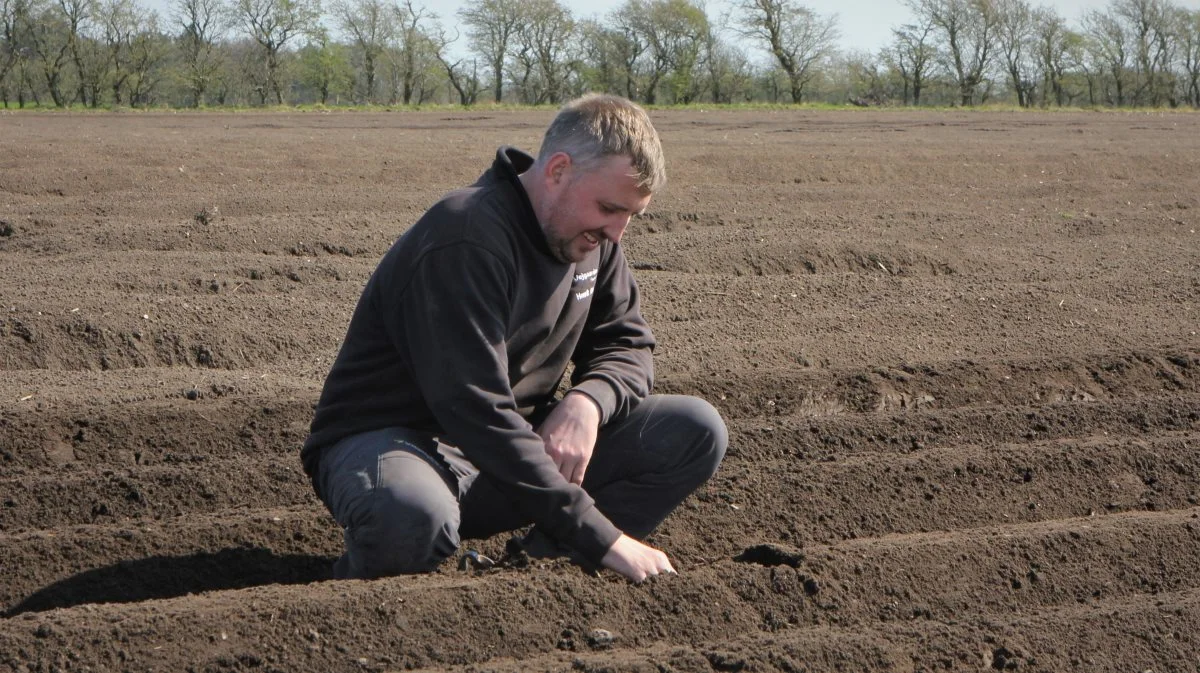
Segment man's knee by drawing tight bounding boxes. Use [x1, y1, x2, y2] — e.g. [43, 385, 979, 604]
[321, 435, 462, 579]
[650, 394, 727, 480]
[680, 395, 728, 477]
[349, 473, 461, 577]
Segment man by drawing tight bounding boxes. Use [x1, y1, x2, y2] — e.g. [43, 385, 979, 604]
[302, 94, 726, 583]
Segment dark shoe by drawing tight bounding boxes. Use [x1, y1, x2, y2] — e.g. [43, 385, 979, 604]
[332, 553, 351, 580]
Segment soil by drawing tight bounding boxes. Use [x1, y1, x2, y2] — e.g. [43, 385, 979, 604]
[1, 108, 1198, 672]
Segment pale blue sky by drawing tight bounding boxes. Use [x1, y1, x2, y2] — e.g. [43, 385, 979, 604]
[142, 0, 1200, 56]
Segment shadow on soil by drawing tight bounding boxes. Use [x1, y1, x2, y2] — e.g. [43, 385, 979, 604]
[5, 548, 334, 616]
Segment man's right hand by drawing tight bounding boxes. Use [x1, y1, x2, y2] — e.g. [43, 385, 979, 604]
[601, 534, 676, 583]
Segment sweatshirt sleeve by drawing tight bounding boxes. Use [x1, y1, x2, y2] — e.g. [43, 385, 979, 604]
[382, 242, 621, 564]
[570, 243, 656, 426]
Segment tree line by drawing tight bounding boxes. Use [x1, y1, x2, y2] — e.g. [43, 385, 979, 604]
[2, 0, 1198, 109]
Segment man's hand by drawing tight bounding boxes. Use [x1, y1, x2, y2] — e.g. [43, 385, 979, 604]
[601, 534, 676, 583]
[537, 391, 601, 485]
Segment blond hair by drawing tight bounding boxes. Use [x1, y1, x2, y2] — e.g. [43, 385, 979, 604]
[538, 93, 666, 194]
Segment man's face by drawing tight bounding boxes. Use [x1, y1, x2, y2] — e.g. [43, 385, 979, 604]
[540, 154, 652, 264]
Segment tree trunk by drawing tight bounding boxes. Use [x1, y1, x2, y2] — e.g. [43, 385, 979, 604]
[45, 68, 65, 107]
[364, 54, 376, 103]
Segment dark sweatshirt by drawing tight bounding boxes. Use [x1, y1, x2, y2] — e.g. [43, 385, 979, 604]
[302, 147, 655, 565]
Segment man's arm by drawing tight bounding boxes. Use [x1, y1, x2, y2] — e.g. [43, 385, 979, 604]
[569, 242, 655, 425]
[539, 243, 653, 486]
[537, 389, 601, 485]
[381, 243, 621, 566]
[539, 242, 680, 581]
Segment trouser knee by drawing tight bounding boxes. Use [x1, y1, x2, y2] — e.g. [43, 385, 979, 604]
[318, 429, 462, 579]
[676, 395, 728, 481]
[347, 480, 460, 577]
[642, 394, 727, 484]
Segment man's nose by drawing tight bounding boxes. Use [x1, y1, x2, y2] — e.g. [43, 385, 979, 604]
[603, 219, 629, 244]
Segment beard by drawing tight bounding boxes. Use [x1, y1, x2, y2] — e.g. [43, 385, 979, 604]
[541, 194, 584, 264]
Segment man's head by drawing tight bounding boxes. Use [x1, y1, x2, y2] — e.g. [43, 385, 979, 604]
[521, 94, 666, 264]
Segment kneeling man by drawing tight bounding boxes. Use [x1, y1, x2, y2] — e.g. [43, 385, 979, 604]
[302, 94, 727, 583]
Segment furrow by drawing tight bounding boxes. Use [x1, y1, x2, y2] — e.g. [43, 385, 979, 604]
[729, 394, 1200, 462]
[0, 454, 316, 532]
[0, 506, 339, 614]
[1, 395, 315, 469]
[671, 431, 1200, 555]
[3, 509, 1198, 671]
[2, 353, 1195, 470]
[658, 347, 1200, 419]
[411, 589, 1200, 673]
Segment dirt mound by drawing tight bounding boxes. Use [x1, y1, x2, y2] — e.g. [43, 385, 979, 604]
[2, 110, 1198, 672]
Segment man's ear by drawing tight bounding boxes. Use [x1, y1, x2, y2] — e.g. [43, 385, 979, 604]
[544, 151, 572, 186]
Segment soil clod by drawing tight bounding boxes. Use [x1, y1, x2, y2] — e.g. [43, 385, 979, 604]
[734, 543, 805, 568]
[585, 628, 614, 649]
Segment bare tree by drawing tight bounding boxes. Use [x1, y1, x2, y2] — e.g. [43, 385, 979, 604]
[332, 0, 390, 102]
[509, 0, 573, 104]
[25, 0, 74, 106]
[1, 0, 23, 99]
[702, 16, 752, 103]
[2, 0, 41, 106]
[575, 19, 619, 94]
[889, 17, 937, 105]
[506, 21, 533, 100]
[540, 0, 577, 103]
[388, 0, 436, 104]
[619, 0, 707, 104]
[1113, 0, 1174, 106]
[655, 0, 708, 103]
[907, 0, 999, 106]
[95, 0, 139, 104]
[605, 4, 646, 99]
[429, 26, 478, 104]
[1032, 6, 1068, 106]
[458, 0, 521, 103]
[122, 12, 167, 106]
[176, 0, 226, 107]
[1178, 7, 1200, 107]
[51, 0, 113, 106]
[1084, 7, 1132, 106]
[842, 49, 889, 104]
[236, 0, 320, 104]
[735, 0, 838, 104]
[994, 0, 1035, 106]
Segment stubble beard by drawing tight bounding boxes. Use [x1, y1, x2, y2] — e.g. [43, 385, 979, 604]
[541, 197, 578, 264]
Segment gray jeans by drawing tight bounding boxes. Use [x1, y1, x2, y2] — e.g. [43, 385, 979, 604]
[314, 394, 727, 579]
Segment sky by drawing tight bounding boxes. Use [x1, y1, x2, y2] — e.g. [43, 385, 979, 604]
[142, 0, 1200, 58]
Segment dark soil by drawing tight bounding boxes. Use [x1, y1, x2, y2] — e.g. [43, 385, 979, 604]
[2, 109, 1198, 672]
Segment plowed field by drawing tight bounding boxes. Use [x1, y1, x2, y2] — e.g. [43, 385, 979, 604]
[2, 109, 1198, 672]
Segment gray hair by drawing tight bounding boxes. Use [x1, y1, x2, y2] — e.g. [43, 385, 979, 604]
[537, 93, 666, 194]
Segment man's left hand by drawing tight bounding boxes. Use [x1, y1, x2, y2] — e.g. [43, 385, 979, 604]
[537, 391, 601, 485]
